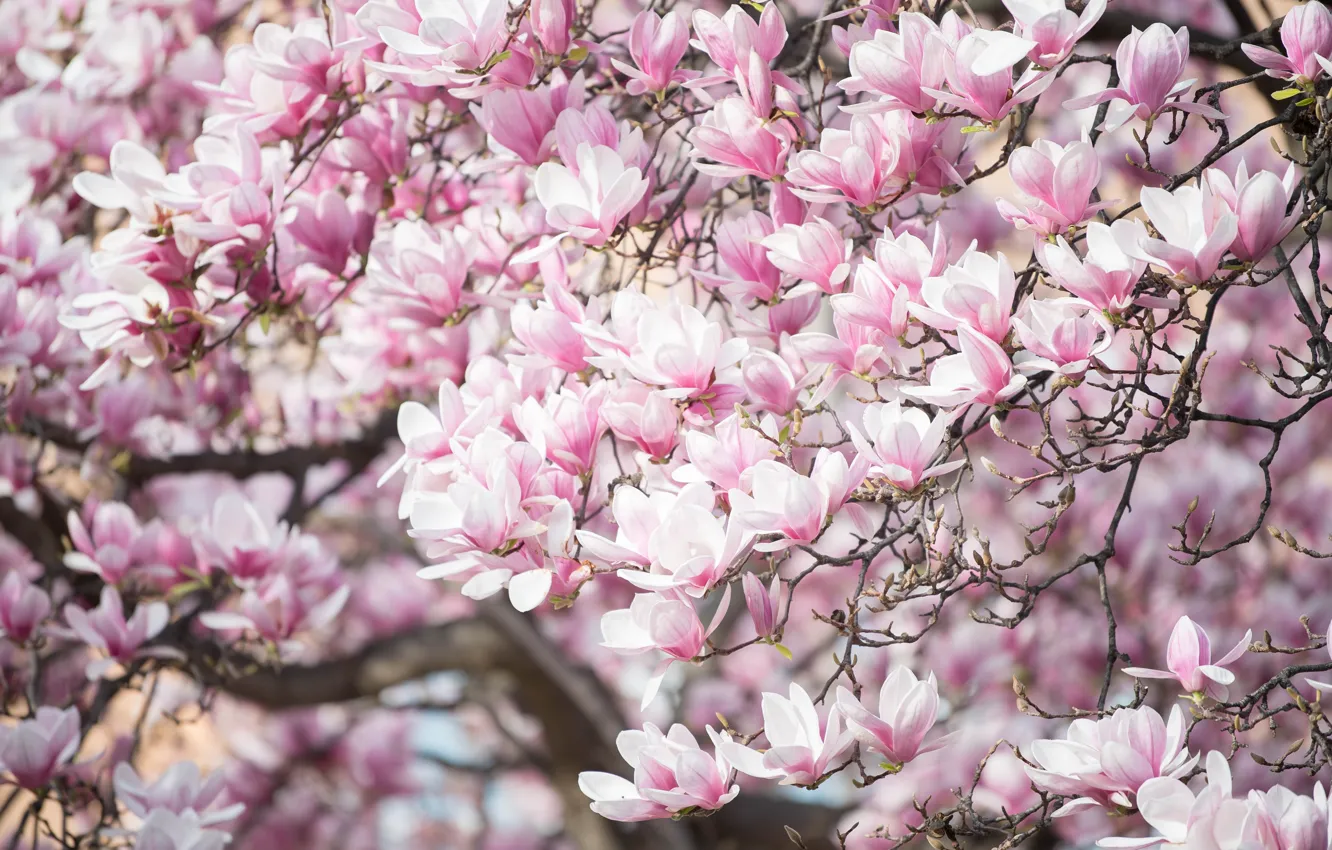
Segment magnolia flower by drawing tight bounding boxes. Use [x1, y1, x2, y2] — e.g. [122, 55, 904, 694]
[622, 300, 748, 400]
[0, 572, 50, 643]
[728, 461, 831, 550]
[359, 0, 511, 88]
[1129, 184, 1239, 284]
[614, 10, 696, 95]
[603, 385, 680, 459]
[688, 97, 792, 181]
[1097, 751, 1249, 849]
[692, 211, 782, 303]
[1242, 2, 1332, 85]
[840, 13, 945, 113]
[132, 808, 233, 850]
[761, 218, 852, 296]
[576, 484, 713, 568]
[515, 384, 608, 476]
[741, 349, 801, 414]
[1025, 704, 1197, 816]
[987, 0, 1107, 71]
[719, 683, 855, 786]
[1123, 615, 1251, 699]
[0, 707, 81, 789]
[836, 668, 947, 767]
[784, 115, 906, 208]
[997, 138, 1110, 236]
[848, 400, 965, 491]
[690, 3, 787, 75]
[380, 380, 494, 514]
[114, 762, 244, 825]
[912, 249, 1018, 343]
[1012, 298, 1114, 379]
[1037, 221, 1148, 314]
[64, 586, 169, 678]
[529, 144, 649, 255]
[600, 587, 731, 708]
[929, 31, 1054, 124]
[1066, 24, 1226, 131]
[672, 414, 771, 493]
[742, 572, 781, 640]
[579, 723, 739, 821]
[200, 493, 293, 583]
[903, 324, 1027, 408]
[410, 470, 545, 560]
[1203, 162, 1301, 263]
[616, 498, 754, 597]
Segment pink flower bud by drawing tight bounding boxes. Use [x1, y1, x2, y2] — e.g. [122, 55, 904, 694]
[742, 572, 779, 639]
[0, 572, 50, 643]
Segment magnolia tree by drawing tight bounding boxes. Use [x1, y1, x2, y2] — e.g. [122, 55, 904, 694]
[6, 0, 1332, 847]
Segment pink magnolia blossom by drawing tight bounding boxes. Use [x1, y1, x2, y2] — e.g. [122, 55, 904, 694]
[114, 762, 243, 825]
[1242, 1, 1332, 85]
[688, 97, 792, 181]
[615, 497, 753, 598]
[614, 11, 695, 96]
[785, 115, 907, 208]
[990, 0, 1107, 71]
[690, 4, 787, 76]
[600, 586, 731, 708]
[719, 683, 855, 786]
[359, 0, 511, 88]
[1012, 298, 1114, 379]
[693, 211, 782, 303]
[1025, 704, 1197, 817]
[132, 808, 234, 850]
[928, 31, 1054, 124]
[576, 483, 715, 568]
[997, 137, 1110, 236]
[0, 706, 81, 789]
[200, 493, 293, 583]
[741, 349, 801, 414]
[835, 668, 947, 767]
[410, 468, 546, 560]
[1037, 221, 1148, 314]
[0, 572, 49, 643]
[379, 380, 495, 512]
[1123, 614, 1251, 699]
[1129, 184, 1239, 284]
[912, 249, 1019, 342]
[1065, 24, 1227, 132]
[761, 218, 852, 296]
[1097, 751, 1248, 849]
[903, 324, 1027, 408]
[672, 414, 771, 494]
[199, 573, 349, 651]
[791, 315, 890, 405]
[64, 585, 169, 677]
[621, 301, 748, 401]
[578, 723, 739, 821]
[840, 13, 946, 113]
[64, 501, 146, 584]
[603, 385, 680, 459]
[742, 572, 781, 640]
[530, 144, 649, 253]
[530, 0, 575, 56]
[1204, 162, 1301, 263]
[848, 400, 965, 491]
[515, 384, 608, 476]
[728, 461, 831, 551]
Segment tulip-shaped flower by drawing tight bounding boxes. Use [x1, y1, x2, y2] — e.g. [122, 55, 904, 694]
[719, 683, 855, 786]
[1241, 781, 1332, 850]
[201, 493, 293, 583]
[672, 414, 770, 493]
[911, 249, 1018, 343]
[132, 808, 234, 850]
[617, 500, 754, 598]
[1123, 615, 1251, 700]
[64, 501, 147, 584]
[379, 380, 494, 509]
[1065, 24, 1226, 131]
[1025, 704, 1197, 816]
[600, 587, 731, 708]
[741, 349, 801, 415]
[1243, 1, 1332, 85]
[1098, 751, 1248, 849]
[114, 762, 244, 825]
[579, 723, 739, 821]
[1037, 221, 1147, 314]
[514, 384, 609, 476]
[1203, 162, 1301, 263]
[0, 572, 50, 643]
[761, 218, 852, 296]
[928, 31, 1054, 124]
[835, 668, 947, 769]
[576, 483, 713, 568]
[848, 400, 965, 491]
[693, 211, 782, 303]
[728, 461, 832, 551]
[1012, 298, 1114, 380]
[784, 115, 905, 208]
[997, 138, 1110, 236]
[603, 386, 680, 460]
[688, 97, 792, 181]
[64, 585, 169, 679]
[1128, 184, 1238, 285]
[987, 0, 1107, 71]
[409, 468, 546, 560]
[529, 0, 574, 56]
[742, 572, 781, 640]
[903, 324, 1027, 408]
[530, 143, 650, 253]
[690, 3, 787, 76]
[623, 300, 748, 401]
[614, 10, 696, 96]
[0, 706, 80, 789]
[840, 13, 946, 113]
